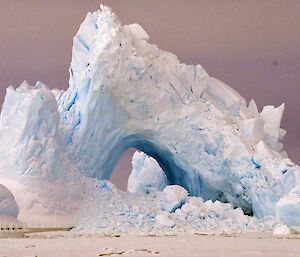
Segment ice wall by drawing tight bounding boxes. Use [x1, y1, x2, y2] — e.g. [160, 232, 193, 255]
[0, 5, 299, 226]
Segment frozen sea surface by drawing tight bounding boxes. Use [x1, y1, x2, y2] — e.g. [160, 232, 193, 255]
[0, 232, 299, 257]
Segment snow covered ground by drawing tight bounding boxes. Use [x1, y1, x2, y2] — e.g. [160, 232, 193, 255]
[0, 232, 299, 257]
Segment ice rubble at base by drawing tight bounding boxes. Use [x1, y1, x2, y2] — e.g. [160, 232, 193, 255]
[0, 4, 299, 231]
[75, 182, 276, 234]
[276, 186, 300, 227]
[273, 223, 291, 236]
[161, 185, 188, 212]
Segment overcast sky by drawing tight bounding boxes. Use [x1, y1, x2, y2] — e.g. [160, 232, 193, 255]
[1, 0, 299, 189]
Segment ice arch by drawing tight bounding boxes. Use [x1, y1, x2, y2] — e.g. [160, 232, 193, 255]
[99, 134, 204, 197]
[0, 5, 299, 225]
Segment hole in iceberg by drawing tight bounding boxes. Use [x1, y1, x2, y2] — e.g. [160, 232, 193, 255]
[110, 147, 170, 193]
[110, 148, 136, 191]
[99, 134, 253, 216]
[107, 135, 208, 198]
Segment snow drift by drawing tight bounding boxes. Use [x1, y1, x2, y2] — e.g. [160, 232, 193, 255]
[0, 5, 299, 229]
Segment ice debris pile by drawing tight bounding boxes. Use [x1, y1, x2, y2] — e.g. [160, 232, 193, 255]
[0, 4, 299, 231]
[75, 182, 275, 234]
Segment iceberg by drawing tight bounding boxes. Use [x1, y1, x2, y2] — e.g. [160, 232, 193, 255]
[127, 151, 168, 194]
[0, 185, 18, 217]
[0, 5, 299, 229]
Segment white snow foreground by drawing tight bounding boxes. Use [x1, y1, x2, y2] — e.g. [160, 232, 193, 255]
[0, 5, 299, 232]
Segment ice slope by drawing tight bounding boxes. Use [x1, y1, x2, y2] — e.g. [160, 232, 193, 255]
[0, 5, 299, 227]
